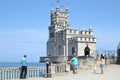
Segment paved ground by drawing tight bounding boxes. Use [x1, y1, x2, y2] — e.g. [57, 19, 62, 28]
[12, 64, 120, 80]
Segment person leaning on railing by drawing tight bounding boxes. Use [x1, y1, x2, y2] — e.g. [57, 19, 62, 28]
[20, 54, 28, 79]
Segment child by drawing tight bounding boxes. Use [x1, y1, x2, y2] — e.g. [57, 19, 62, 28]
[93, 59, 100, 74]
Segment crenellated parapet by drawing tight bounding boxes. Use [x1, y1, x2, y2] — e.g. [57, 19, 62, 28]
[80, 30, 93, 35]
[68, 37, 96, 43]
[53, 29, 96, 43]
[65, 29, 93, 36]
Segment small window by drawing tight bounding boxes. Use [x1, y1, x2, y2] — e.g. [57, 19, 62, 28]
[72, 47, 75, 55]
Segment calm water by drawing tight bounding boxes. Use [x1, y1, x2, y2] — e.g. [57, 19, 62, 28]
[0, 62, 46, 68]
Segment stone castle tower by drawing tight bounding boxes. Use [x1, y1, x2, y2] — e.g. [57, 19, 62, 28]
[41, 2, 97, 63]
[47, 2, 96, 59]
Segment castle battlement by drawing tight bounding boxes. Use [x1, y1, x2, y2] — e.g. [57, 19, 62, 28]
[66, 29, 93, 36]
[81, 30, 93, 35]
[56, 11, 68, 16]
[51, 11, 68, 18]
[65, 29, 79, 34]
[68, 37, 96, 42]
[55, 29, 94, 37]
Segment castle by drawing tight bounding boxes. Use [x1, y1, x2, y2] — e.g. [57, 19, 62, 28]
[40, 2, 96, 63]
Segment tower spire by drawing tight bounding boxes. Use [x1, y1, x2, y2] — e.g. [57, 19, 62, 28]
[56, 0, 60, 11]
[51, 4, 54, 13]
[66, 3, 69, 12]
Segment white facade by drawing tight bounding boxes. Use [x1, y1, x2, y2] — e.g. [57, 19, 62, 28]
[47, 3, 96, 58]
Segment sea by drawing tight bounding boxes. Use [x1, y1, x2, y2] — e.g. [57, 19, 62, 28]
[0, 62, 46, 68]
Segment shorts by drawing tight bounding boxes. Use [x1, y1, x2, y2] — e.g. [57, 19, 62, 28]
[72, 65, 78, 70]
[100, 64, 104, 68]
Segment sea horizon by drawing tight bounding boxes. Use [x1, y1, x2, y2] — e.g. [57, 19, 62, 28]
[0, 62, 46, 68]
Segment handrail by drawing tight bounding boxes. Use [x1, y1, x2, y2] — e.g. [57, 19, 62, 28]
[0, 67, 46, 80]
[0, 64, 67, 80]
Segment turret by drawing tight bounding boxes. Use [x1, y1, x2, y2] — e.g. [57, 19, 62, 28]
[51, 5, 54, 13]
[49, 1, 69, 35]
[89, 23, 92, 31]
[88, 23, 93, 35]
[66, 3, 69, 12]
[56, 0, 60, 12]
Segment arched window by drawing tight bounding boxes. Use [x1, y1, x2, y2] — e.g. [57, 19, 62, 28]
[84, 45, 90, 56]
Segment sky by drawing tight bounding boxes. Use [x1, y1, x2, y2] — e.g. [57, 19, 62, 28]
[0, 0, 120, 62]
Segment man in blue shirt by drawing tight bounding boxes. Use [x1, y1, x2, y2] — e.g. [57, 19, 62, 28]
[71, 54, 78, 74]
[20, 55, 28, 79]
[68, 53, 78, 74]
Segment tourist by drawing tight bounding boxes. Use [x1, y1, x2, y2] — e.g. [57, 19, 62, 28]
[68, 53, 78, 74]
[46, 60, 52, 78]
[20, 55, 28, 79]
[99, 54, 105, 74]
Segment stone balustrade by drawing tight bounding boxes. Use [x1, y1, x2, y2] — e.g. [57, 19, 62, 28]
[0, 67, 46, 80]
[51, 63, 66, 73]
[0, 64, 67, 80]
[0, 56, 117, 80]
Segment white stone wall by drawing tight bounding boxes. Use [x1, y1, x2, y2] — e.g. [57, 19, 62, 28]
[88, 43, 96, 57]
[78, 43, 87, 56]
[78, 42, 96, 57]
